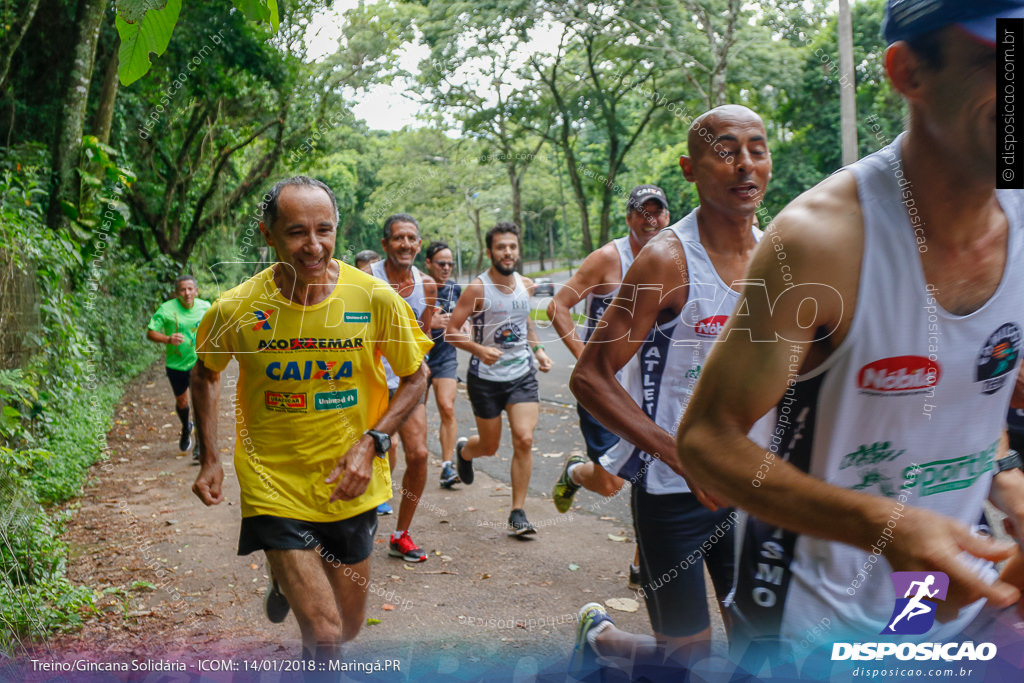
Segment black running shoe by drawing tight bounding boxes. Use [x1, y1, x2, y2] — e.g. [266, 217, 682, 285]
[508, 508, 537, 536]
[178, 421, 193, 452]
[192, 436, 201, 463]
[455, 437, 473, 485]
[264, 563, 290, 623]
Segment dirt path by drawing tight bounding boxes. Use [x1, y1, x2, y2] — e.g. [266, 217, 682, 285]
[19, 361, 669, 679]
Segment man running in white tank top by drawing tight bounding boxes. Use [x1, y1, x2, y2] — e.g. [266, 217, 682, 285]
[372, 214, 437, 563]
[547, 184, 671, 588]
[678, 0, 1024, 665]
[446, 222, 553, 535]
[568, 105, 770, 675]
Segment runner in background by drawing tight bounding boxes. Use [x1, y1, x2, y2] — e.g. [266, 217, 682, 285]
[447, 222, 553, 535]
[371, 215, 438, 562]
[424, 240, 464, 488]
[355, 250, 380, 273]
[548, 184, 670, 588]
[146, 274, 210, 460]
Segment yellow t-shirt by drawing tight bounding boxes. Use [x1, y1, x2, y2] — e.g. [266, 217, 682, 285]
[195, 260, 433, 522]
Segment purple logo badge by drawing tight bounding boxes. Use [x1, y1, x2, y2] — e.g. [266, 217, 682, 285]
[880, 572, 949, 635]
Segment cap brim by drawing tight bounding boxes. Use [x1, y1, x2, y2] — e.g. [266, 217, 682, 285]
[631, 194, 668, 209]
[959, 10, 1024, 46]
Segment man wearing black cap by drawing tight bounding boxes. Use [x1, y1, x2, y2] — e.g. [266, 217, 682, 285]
[677, 0, 1024, 656]
[547, 184, 670, 585]
[568, 105, 770, 672]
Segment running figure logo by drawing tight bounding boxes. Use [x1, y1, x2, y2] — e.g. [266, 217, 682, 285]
[880, 571, 949, 635]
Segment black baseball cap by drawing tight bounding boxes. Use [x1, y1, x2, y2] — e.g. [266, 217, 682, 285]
[884, 0, 1024, 45]
[627, 185, 668, 212]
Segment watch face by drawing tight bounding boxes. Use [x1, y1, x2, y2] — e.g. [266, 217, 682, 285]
[370, 430, 390, 454]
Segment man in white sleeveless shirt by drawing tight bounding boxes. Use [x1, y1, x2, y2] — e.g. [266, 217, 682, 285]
[547, 184, 670, 588]
[447, 222, 553, 535]
[678, 0, 1024, 662]
[568, 105, 771, 673]
[371, 214, 437, 563]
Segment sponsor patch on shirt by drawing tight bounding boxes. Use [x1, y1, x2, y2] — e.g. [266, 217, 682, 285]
[265, 391, 307, 412]
[314, 390, 358, 411]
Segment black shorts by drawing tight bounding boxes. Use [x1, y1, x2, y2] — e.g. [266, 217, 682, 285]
[632, 486, 737, 637]
[577, 403, 619, 463]
[165, 366, 192, 397]
[466, 372, 539, 420]
[237, 509, 378, 564]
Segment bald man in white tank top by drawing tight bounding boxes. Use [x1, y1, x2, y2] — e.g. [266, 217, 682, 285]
[678, 3, 1024, 664]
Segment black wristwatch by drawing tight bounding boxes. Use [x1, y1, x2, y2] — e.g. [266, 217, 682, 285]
[995, 449, 1023, 474]
[365, 429, 391, 457]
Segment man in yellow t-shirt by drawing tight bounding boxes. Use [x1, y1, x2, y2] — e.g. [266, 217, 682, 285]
[191, 176, 432, 661]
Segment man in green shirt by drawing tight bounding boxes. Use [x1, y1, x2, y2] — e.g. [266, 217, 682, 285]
[147, 274, 211, 457]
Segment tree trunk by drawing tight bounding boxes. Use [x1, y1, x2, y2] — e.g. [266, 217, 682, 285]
[0, 0, 42, 96]
[47, 0, 106, 232]
[838, 0, 858, 165]
[473, 207, 484, 273]
[91, 41, 120, 145]
[560, 141, 592, 253]
[507, 162, 522, 230]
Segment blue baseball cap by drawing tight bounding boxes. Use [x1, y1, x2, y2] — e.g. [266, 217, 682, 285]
[884, 0, 1024, 45]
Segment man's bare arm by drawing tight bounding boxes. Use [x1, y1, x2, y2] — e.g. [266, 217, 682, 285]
[327, 363, 429, 502]
[677, 173, 1018, 619]
[571, 232, 690, 478]
[527, 316, 552, 372]
[147, 329, 183, 345]
[446, 280, 499, 363]
[191, 359, 224, 505]
[1012, 363, 1024, 409]
[419, 274, 438, 333]
[547, 247, 617, 359]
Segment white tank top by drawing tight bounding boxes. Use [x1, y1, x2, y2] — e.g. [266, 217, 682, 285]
[469, 271, 533, 382]
[599, 210, 758, 495]
[731, 135, 1024, 645]
[371, 261, 427, 389]
[582, 237, 635, 343]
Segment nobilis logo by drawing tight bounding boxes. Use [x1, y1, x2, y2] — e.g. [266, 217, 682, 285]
[252, 309, 275, 331]
[880, 572, 948, 635]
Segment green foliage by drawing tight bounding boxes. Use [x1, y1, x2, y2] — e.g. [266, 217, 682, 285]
[0, 500, 96, 649]
[115, 0, 279, 85]
[0, 149, 160, 653]
[116, 0, 182, 86]
[233, 0, 280, 31]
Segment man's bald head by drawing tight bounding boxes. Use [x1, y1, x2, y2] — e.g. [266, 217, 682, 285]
[687, 105, 766, 161]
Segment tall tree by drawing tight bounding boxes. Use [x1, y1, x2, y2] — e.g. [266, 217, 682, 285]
[529, 0, 691, 249]
[46, 0, 106, 232]
[416, 3, 548, 231]
[0, 0, 42, 96]
[119, 3, 295, 263]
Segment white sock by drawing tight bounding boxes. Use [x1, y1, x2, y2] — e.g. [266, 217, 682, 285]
[567, 462, 583, 486]
[586, 620, 612, 656]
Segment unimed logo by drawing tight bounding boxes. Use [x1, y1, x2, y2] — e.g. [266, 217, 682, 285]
[695, 315, 729, 337]
[857, 356, 940, 394]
